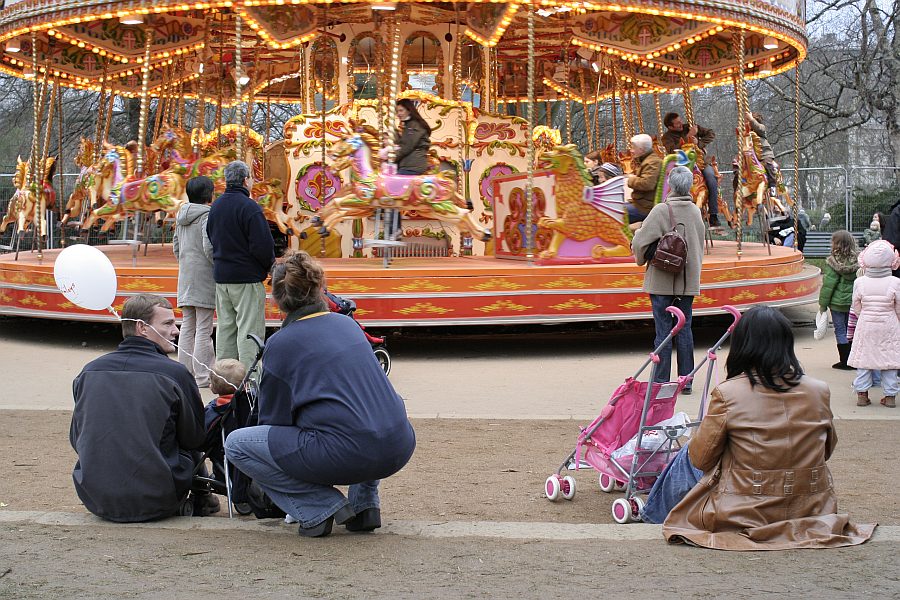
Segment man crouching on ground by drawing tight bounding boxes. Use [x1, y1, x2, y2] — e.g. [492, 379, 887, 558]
[70, 293, 215, 522]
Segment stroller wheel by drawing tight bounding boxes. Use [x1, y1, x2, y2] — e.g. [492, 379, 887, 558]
[614, 480, 627, 492]
[630, 496, 645, 522]
[179, 497, 195, 517]
[611, 498, 632, 524]
[373, 346, 391, 376]
[233, 502, 253, 516]
[545, 475, 561, 501]
[599, 473, 616, 493]
[561, 475, 576, 500]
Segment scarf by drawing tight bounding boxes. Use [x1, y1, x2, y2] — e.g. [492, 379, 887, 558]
[865, 266, 892, 278]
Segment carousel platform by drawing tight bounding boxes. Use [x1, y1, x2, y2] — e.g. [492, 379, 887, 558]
[0, 241, 819, 327]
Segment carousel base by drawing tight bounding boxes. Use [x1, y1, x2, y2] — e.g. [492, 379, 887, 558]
[0, 241, 819, 327]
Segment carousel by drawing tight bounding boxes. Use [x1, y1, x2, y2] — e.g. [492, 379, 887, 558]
[0, 0, 818, 326]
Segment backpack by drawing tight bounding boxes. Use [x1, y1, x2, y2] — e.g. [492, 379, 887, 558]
[650, 202, 688, 273]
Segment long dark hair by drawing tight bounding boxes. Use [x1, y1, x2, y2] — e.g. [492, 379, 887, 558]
[725, 305, 803, 392]
[397, 98, 432, 136]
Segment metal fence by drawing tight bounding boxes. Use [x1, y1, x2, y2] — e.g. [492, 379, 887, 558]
[0, 167, 897, 252]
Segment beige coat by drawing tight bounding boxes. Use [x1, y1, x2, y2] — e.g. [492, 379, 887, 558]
[663, 375, 875, 550]
[630, 198, 706, 297]
[627, 152, 662, 214]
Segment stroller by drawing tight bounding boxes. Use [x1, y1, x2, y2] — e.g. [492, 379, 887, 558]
[325, 289, 392, 375]
[545, 305, 741, 523]
[184, 333, 284, 519]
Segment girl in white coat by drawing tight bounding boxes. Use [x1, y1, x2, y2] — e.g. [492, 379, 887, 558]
[847, 240, 900, 407]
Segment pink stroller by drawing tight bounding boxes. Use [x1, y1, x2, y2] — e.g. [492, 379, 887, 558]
[545, 305, 741, 523]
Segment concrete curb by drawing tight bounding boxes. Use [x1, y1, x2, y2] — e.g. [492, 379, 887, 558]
[0, 510, 896, 542]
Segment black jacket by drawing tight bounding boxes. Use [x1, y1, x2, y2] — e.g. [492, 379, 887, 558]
[395, 119, 431, 175]
[206, 185, 275, 284]
[885, 200, 900, 277]
[70, 337, 205, 522]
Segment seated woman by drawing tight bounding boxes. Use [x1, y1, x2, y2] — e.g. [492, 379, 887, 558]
[225, 251, 416, 537]
[641, 305, 875, 550]
[394, 98, 432, 176]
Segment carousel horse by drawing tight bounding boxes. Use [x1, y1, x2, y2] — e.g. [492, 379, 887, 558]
[150, 127, 193, 172]
[653, 144, 712, 219]
[598, 143, 634, 175]
[251, 179, 294, 235]
[534, 145, 631, 259]
[61, 138, 96, 226]
[728, 126, 794, 228]
[82, 145, 186, 231]
[0, 156, 56, 234]
[317, 129, 491, 241]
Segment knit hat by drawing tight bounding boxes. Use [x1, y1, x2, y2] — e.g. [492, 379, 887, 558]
[598, 162, 622, 178]
[859, 239, 900, 271]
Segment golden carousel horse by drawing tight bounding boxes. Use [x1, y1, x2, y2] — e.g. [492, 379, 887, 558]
[316, 128, 491, 241]
[61, 138, 96, 226]
[82, 145, 186, 231]
[723, 126, 794, 229]
[0, 156, 57, 234]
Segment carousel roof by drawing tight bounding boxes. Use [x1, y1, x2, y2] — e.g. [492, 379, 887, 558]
[0, 0, 807, 103]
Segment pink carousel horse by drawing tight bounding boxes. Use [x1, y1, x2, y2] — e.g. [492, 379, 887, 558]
[317, 128, 491, 241]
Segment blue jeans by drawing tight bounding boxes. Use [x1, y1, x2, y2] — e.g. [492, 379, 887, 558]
[225, 425, 380, 528]
[640, 443, 703, 524]
[701, 165, 718, 217]
[831, 310, 849, 344]
[626, 204, 649, 223]
[650, 294, 695, 384]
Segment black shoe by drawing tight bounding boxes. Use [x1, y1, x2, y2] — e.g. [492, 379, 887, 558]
[195, 493, 221, 516]
[708, 215, 721, 227]
[298, 505, 356, 538]
[344, 507, 382, 532]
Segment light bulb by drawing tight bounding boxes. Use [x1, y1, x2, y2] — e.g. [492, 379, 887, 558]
[763, 36, 778, 50]
[120, 14, 144, 25]
[5, 38, 21, 53]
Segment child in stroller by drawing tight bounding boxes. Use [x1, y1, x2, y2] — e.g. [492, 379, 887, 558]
[185, 334, 284, 519]
[324, 288, 392, 375]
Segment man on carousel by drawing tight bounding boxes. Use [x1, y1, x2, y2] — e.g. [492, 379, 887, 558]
[662, 112, 721, 228]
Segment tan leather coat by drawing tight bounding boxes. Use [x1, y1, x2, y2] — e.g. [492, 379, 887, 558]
[663, 374, 875, 550]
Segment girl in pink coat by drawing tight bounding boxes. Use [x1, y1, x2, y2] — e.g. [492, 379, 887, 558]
[847, 240, 900, 407]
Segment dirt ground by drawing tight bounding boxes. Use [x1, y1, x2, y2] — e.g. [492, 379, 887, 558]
[1, 411, 896, 526]
[0, 413, 898, 598]
[1, 413, 898, 598]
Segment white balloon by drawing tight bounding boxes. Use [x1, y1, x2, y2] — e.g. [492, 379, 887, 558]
[53, 244, 118, 311]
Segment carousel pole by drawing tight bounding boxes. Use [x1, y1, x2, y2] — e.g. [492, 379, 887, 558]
[593, 67, 602, 151]
[32, 59, 53, 255]
[731, 30, 747, 258]
[56, 76, 65, 226]
[318, 6, 328, 258]
[93, 60, 109, 162]
[386, 13, 402, 166]
[563, 42, 571, 144]
[678, 52, 695, 127]
[654, 91, 665, 154]
[136, 27, 155, 178]
[234, 13, 245, 162]
[631, 74, 644, 133]
[792, 63, 802, 253]
[610, 61, 619, 152]
[580, 69, 593, 153]
[525, 3, 535, 264]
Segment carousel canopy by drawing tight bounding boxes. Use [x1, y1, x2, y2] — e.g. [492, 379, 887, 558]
[0, 0, 806, 104]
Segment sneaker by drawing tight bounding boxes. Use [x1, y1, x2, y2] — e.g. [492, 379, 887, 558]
[298, 505, 355, 538]
[708, 215, 721, 227]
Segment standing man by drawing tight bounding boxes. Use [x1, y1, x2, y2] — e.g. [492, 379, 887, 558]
[626, 134, 663, 225]
[884, 198, 900, 278]
[662, 112, 721, 227]
[173, 175, 216, 388]
[630, 167, 706, 391]
[206, 160, 275, 371]
[70, 294, 212, 522]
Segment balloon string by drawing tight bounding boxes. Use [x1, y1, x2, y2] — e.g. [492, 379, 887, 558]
[115, 311, 241, 393]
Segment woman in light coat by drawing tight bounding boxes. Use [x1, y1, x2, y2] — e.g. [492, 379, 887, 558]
[847, 240, 900, 407]
[173, 176, 216, 387]
[642, 305, 875, 550]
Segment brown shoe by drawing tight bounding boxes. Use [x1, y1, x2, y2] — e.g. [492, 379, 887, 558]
[881, 396, 896, 408]
[857, 391, 871, 406]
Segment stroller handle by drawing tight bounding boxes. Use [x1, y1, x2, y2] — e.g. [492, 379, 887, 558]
[247, 333, 265, 361]
[666, 306, 686, 336]
[723, 305, 741, 332]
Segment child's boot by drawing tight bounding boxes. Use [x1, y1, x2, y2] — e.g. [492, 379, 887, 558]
[881, 396, 896, 408]
[857, 390, 870, 406]
[832, 343, 853, 370]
